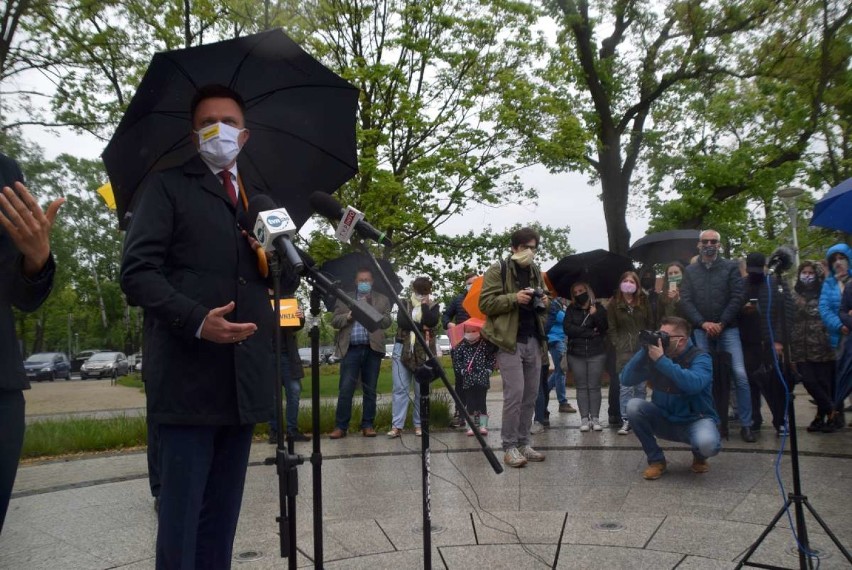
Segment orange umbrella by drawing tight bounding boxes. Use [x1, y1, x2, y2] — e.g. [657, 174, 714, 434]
[462, 276, 486, 321]
[448, 317, 485, 348]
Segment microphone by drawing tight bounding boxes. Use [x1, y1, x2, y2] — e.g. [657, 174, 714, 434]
[767, 246, 794, 275]
[308, 192, 393, 247]
[248, 195, 304, 274]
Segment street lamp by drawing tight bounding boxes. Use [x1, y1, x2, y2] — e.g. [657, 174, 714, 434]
[777, 186, 805, 269]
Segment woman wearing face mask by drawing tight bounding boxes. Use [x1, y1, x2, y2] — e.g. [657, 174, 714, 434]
[388, 277, 441, 438]
[451, 318, 496, 435]
[658, 262, 686, 326]
[792, 262, 842, 432]
[607, 271, 654, 434]
[563, 283, 609, 431]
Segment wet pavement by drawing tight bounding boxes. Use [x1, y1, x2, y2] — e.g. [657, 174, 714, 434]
[3, 383, 851, 569]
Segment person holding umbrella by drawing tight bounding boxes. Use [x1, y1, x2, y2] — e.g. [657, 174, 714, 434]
[563, 282, 609, 432]
[120, 85, 280, 567]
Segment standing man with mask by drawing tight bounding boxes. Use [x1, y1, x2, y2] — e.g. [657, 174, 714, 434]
[121, 85, 276, 568]
[622, 317, 721, 479]
[0, 153, 63, 534]
[442, 272, 476, 427]
[679, 229, 755, 442]
[479, 227, 549, 468]
[329, 268, 392, 439]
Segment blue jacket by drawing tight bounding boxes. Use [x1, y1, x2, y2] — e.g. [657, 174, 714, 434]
[620, 340, 718, 424]
[545, 299, 566, 344]
[818, 243, 852, 349]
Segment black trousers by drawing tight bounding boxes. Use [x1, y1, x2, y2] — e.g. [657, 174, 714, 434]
[147, 416, 160, 498]
[156, 424, 254, 570]
[465, 385, 488, 416]
[743, 345, 787, 430]
[0, 390, 25, 535]
[797, 360, 835, 417]
[606, 347, 621, 421]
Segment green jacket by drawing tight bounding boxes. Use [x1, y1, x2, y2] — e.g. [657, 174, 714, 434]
[478, 257, 548, 355]
[607, 298, 653, 372]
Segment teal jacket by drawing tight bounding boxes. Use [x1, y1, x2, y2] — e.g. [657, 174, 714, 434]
[620, 340, 718, 424]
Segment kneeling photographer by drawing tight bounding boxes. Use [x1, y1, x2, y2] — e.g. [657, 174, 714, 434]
[621, 316, 721, 480]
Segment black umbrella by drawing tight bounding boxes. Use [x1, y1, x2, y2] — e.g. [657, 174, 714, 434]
[545, 249, 634, 299]
[628, 230, 701, 265]
[318, 252, 403, 311]
[102, 29, 359, 229]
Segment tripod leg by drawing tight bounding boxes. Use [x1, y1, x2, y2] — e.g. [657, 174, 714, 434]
[735, 498, 793, 569]
[802, 499, 852, 564]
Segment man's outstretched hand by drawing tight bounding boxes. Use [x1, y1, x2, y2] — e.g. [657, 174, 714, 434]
[200, 302, 258, 343]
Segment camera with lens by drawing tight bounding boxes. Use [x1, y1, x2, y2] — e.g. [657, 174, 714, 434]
[523, 287, 548, 312]
[639, 329, 670, 349]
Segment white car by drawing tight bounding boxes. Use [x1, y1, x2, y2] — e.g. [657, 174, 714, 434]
[436, 335, 451, 355]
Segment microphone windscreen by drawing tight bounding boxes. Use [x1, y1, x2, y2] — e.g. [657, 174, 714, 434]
[309, 192, 343, 219]
[248, 194, 278, 221]
[769, 246, 795, 272]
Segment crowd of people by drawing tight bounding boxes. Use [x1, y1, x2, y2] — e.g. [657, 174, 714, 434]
[1, 83, 850, 565]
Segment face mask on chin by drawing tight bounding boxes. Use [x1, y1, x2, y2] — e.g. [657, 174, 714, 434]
[195, 122, 245, 169]
[511, 248, 534, 267]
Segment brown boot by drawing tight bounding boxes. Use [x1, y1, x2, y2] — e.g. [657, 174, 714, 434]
[642, 461, 667, 480]
[691, 457, 710, 474]
[329, 427, 347, 439]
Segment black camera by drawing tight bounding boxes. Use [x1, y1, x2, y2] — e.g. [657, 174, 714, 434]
[639, 329, 670, 349]
[525, 287, 547, 312]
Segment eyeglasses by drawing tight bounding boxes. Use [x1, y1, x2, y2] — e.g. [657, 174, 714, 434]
[700, 239, 719, 245]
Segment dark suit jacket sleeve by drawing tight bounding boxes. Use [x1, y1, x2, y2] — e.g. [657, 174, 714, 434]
[120, 176, 209, 339]
[678, 269, 703, 327]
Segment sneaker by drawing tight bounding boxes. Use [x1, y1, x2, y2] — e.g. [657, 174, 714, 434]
[776, 425, 789, 437]
[642, 461, 667, 480]
[559, 402, 577, 413]
[591, 417, 602, 431]
[617, 420, 631, 435]
[415, 427, 423, 437]
[530, 421, 545, 435]
[691, 457, 710, 474]
[579, 418, 590, 432]
[466, 426, 475, 436]
[503, 447, 528, 468]
[519, 445, 545, 462]
[387, 427, 402, 438]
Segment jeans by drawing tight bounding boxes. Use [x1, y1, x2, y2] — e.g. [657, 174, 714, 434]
[626, 399, 721, 464]
[620, 381, 646, 418]
[567, 353, 605, 419]
[547, 340, 567, 403]
[335, 344, 383, 430]
[693, 327, 752, 427]
[391, 341, 421, 428]
[268, 356, 302, 435]
[497, 337, 542, 450]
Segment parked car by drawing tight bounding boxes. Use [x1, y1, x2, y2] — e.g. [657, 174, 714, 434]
[80, 351, 130, 380]
[436, 335, 451, 356]
[71, 349, 105, 373]
[321, 348, 340, 365]
[297, 347, 312, 367]
[23, 352, 71, 382]
[384, 343, 395, 359]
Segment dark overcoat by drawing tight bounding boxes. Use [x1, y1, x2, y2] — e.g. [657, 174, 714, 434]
[120, 156, 275, 425]
[0, 153, 56, 392]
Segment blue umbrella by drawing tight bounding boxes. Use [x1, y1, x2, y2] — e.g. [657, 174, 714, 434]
[810, 177, 852, 233]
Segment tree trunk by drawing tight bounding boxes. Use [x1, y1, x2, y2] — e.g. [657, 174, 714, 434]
[598, 143, 631, 255]
[92, 265, 109, 329]
[31, 313, 44, 353]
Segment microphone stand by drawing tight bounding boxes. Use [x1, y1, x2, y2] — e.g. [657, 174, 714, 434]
[736, 271, 851, 570]
[266, 253, 304, 570]
[354, 241, 504, 570]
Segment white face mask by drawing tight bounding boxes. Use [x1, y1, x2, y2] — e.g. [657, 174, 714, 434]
[195, 122, 245, 169]
[464, 332, 480, 342]
[511, 248, 534, 267]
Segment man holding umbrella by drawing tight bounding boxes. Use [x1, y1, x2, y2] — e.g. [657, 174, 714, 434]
[121, 85, 277, 568]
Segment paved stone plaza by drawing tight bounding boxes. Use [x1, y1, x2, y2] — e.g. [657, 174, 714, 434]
[2, 385, 851, 569]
